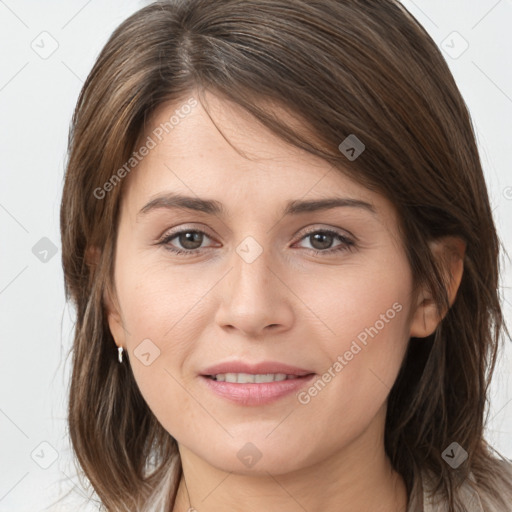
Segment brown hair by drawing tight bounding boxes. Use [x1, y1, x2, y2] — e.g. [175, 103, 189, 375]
[59, 0, 512, 510]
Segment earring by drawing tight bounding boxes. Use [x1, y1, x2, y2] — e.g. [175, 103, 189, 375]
[118, 346, 124, 363]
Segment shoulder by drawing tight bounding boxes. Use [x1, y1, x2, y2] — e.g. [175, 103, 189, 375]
[419, 458, 512, 512]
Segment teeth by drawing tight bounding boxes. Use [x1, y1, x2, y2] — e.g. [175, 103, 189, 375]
[212, 373, 299, 383]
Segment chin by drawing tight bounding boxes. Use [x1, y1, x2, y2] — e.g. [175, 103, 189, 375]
[188, 434, 316, 476]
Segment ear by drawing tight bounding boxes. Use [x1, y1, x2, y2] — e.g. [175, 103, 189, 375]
[104, 282, 127, 350]
[409, 236, 466, 338]
[85, 245, 101, 267]
[87, 245, 126, 349]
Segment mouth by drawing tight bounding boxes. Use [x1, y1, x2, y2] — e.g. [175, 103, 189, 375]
[200, 360, 314, 379]
[198, 362, 316, 406]
[204, 373, 312, 383]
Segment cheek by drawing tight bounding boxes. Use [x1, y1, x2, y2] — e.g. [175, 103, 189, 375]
[295, 257, 412, 410]
[300, 253, 411, 346]
[115, 264, 212, 421]
[118, 257, 208, 344]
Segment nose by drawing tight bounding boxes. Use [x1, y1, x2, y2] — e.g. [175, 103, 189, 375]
[214, 241, 294, 338]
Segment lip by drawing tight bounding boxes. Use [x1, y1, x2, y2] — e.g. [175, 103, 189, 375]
[199, 360, 316, 406]
[200, 360, 314, 377]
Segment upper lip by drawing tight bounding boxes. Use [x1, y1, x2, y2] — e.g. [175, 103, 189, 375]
[201, 361, 315, 377]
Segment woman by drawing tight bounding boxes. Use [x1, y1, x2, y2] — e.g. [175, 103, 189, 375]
[59, 0, 512, 510]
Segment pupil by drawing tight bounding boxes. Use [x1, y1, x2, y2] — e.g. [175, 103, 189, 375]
[312, 233, 332, 250]
[180, 231, 202, 249]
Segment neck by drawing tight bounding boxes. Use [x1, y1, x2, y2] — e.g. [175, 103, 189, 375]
[171, 408, 408, 512]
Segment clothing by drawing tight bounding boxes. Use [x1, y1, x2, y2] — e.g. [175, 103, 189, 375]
[407, 470, 482, 511]
[407, 461, 512, 512]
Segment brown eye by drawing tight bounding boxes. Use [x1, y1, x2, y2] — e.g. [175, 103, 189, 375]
[296, 229, 355, 255]
[158, 227, 355, 257]
[309, 232, 335, 250]
[175, 231, 204, 250]
[159, 229, 214, 255]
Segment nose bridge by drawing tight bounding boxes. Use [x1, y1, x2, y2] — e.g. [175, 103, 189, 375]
[214, 232, 292, 335]
[231, 234, 274, 303]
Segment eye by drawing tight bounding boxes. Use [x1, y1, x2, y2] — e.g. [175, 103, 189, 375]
[294, 228, 355, 255]
[158, 228, 215, 256]
[157, 227, 355, 256]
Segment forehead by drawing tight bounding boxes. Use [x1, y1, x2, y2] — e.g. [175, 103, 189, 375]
[120, 91, 395, 226]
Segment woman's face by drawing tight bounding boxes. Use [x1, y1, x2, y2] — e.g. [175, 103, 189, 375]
[107, 91, 423, 475]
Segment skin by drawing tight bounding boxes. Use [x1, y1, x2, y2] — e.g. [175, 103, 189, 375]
[105, 90, 465, 512]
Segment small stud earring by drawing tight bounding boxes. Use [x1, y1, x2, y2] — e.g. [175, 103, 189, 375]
[118, 346, 124, 363]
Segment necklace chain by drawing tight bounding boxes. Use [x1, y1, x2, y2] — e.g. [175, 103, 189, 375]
[183, 472, 192, 511]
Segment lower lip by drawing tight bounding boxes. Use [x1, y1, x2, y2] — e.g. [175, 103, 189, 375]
[200, 374, 316, 406]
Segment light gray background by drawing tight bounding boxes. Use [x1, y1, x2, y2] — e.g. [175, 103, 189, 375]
[1, 1, 511, 510]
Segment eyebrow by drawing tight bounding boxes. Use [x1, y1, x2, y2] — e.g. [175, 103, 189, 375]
[137, 192, 376, 218]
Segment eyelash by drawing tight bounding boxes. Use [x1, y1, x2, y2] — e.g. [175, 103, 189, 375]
[157, 227, 355, 257]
